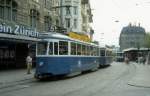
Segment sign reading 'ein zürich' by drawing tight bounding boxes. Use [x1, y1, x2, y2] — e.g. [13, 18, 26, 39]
[0, 23, 39, 38]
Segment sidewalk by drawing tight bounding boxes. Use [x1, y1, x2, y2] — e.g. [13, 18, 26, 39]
[128, 63, 150, 88]
[0, 69, 35, 88]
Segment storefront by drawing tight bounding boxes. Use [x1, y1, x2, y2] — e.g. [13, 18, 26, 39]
[0, 22, 39, 70]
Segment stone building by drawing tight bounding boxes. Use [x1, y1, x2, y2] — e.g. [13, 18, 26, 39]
[119, 23, 146, 51]
[0, 0, 59, 69]
[60, 0, 94, 42]
[81, 0, 94, 40]
[0, 0, 94, 69]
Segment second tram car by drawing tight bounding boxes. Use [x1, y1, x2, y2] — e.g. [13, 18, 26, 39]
[99, 47, 113, 67]
[115, 52, 124, 62]
[35, 33, 100, 79]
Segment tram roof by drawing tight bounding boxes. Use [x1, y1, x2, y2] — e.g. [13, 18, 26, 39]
[39, 32, 71, 40]
[39, 32, 98, 46]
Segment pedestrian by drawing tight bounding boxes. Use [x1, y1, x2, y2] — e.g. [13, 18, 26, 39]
[26, 54, 32, 74]
[146, 54, 150, 65]
[142, 56, 146, 64]
[125, 57, 129, 64]
[138, 56, 142, 64]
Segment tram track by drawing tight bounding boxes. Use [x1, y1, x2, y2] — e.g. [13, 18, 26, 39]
[58, 63, 136, 96]
[0, 78, 36, 94]
[0, 62, 137, 96]
[0, 74, 82, 94]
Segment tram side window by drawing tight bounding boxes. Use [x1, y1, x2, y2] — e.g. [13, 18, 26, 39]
[71, 42, 77, 55]
[59, 41, 68, 55]
[85, 45, 88, 55]
[106, 50, 108, 56]
[87, 46, 90, 56]
[93, 47, 96, 56]
[90, 46, 93, 56]
[49, 42, 53, 55]
[37, 42, 47, 55]
[100, 49, 105, 56]
[77, 44, 81, 55]
[54, 42, 58, 55]
[97, 48, 99, 56]
[94, 47, 97, 56]
[106, 50, 112, 56]
[82, 45, 86, 55]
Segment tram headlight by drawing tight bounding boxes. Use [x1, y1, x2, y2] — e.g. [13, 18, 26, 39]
[39, 62, 44, 67]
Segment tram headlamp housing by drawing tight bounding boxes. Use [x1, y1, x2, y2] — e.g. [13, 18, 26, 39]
[39, 62, 44, 66]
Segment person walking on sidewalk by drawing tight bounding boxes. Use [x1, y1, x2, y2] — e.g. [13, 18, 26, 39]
[26, 54, 32, 74]
[125, 57, 129, 64]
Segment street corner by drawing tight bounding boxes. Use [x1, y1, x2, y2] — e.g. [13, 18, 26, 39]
[128, 77, 150, 88]
[127, 64, 150, 88]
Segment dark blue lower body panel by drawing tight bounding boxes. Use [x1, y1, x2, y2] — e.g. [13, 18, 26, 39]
[35, 56, 99, 77]
[99, 56, 113, 66]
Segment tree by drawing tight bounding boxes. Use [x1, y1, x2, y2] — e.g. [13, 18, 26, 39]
[144, 33, 150, 48]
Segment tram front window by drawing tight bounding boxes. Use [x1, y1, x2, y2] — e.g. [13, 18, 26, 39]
[100, 49, 105, 56]
[37, 42, 47, 55]
[59, 41, 68, 55]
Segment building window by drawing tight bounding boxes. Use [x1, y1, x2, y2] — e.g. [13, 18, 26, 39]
[30, 9, 39, 28]
[12, 1, 17, 21]
[56, 19, 59, 26]
[44, 0, 51, 9]
[66, 18, 70, 28]
[0, 0, 17, 21]
[44, 16, 52, 31]
[33, 0, 39, 2]
[74, 6, 77, 15]
[74, 19, 77, 28]
[0, 7, 4, 19]
[66, 6, 71, 15]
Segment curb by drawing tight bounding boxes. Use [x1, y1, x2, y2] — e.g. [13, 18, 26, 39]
[127, 63, 150, 88]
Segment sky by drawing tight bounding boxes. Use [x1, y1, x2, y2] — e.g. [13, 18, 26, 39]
[90, 0, 150, 47]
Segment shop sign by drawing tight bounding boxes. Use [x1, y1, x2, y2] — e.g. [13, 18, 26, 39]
[0, 23, 39, 38]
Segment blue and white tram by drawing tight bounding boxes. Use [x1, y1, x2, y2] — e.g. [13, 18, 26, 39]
[35, 33, 100, 79]
[99, 47, 113, 67]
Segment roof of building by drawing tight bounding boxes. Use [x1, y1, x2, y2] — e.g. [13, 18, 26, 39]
[121, 24, 145, 34]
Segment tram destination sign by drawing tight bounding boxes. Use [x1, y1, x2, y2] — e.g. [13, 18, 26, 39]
[48, 25, 67, 34]
[0, 23, 39, 38]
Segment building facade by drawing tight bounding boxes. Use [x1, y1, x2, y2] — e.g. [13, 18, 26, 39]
[81, 0, 94, 40]
[0, 0, 59, 69]
[60, 0, 82, 33]
[0, 0, 94, 69]
[119, 23, 146, 51]
[60, 0, 94, 42]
